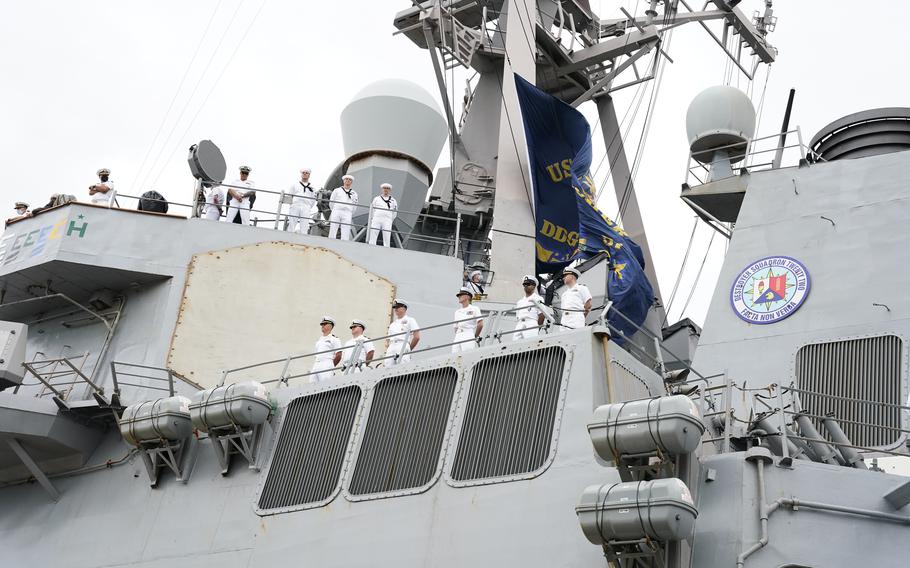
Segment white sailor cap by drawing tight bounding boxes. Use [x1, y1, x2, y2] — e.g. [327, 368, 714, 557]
[96, 168, 110, 176]
[562, 267, 580, 278]
[380, 182, 392, 189]
[456, 286, 473, 298]
[522, 274, 538, 285]
[342, 174, 355, 181]
[300, 168, 311, 174]
[320, 315, 335, 326]
[239, 165, 252, 173]
[350, 319, 366, 330]
[392, 298, 408, 308]
[469, 270, 483, 279]
[14, 201, 29, 209]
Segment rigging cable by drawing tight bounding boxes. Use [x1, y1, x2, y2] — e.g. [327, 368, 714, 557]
[675, 229, 715, 322]
[615, 8, 676, 220]
[147, 0, 267, 190]
[749, 64, 772, 167]
[591, 52, 655, 200]
[137, 0, 247, 191]
[131, 0, 224, 192]
[662, 217, 699, 325]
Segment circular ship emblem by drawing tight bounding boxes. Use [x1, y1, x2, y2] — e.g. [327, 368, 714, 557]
[730, 256, 810, 324]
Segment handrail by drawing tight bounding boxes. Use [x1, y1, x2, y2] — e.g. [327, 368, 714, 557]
[110, 361, 203, 399]
[684, 126, 827, 187]
[111, 190, 492, 254]
[219, 307, 564, 385]
[216, 301, 701, 388]
[21, 357, 104, 400]
[702, 380, 910, 460]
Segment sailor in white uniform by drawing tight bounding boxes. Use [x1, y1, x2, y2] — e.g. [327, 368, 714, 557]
[89, 168, 115, 205]
[202, 184, 225, 220]
[368, 183, 398, 247]
[465, 270, 485, 296]
[343, 319, 375, 372]
[386, 299, 420, 365]
[329, 174, 359, 240]
[514, 275, 546, 341]
[287, 168, 317, 234]
[223, 165, 255, 225]
[559, 267, 592, 329]
[310, 316, 342, 383]
[452, 287, 483, 353]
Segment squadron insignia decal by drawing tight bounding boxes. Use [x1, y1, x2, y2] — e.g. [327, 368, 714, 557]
[730, 256, 810, 324]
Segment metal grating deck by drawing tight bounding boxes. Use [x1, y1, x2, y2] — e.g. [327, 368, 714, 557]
[451, 346, 567, 481]
[258, 386, 361, 511]
[348, 367, 458, 496]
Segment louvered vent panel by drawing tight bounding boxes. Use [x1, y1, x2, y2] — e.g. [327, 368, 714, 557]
[349, 367, 458, 496]
[451, 346, 566, 481]
[610, 360, 653, 402]
[258, 386, 361, 511]
[796, 335, 904, 448]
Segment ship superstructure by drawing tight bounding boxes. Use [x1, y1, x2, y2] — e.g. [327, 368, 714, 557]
[1, 2, 909, 568]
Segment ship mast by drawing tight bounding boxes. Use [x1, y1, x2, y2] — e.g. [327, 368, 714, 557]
[394, 0, 776, 307]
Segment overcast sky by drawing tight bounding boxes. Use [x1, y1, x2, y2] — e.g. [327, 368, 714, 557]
[1, 0, 907, 327]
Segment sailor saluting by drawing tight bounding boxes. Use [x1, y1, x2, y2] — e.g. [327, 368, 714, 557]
[386, 299, 420, 365]
[329, 174, 359, 240]
[310, 316, 342, 382]
[368, 182, 398, 247]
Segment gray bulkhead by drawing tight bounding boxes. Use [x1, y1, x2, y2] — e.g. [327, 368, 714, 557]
[691, 150, 910, 433]
[0, 326, 661, 567]
[0, 204, 466, 398]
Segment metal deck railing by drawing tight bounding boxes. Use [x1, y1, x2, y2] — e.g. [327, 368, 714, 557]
[684, 127, 827, 187]
[698, 378, 910, 461]
[106, 181, 491, 261]
[109, 361, 203, 399]
[218, 303, 554, 387]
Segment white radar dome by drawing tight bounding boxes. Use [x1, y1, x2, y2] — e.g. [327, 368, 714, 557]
[340, 79, 448, 172]
[685, 85, 756, 164]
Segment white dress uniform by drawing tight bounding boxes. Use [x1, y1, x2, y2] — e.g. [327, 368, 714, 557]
[387, 315, 419, 364]
[452, 305, 482, 353]
[344, 336, 375, 371]
[202, 186, 225, 220]
[514, 292, 544, 340]
[310, 334, 342, 383]
[368, 194, 398, 246]
[287, 180, 317, 233]
[329, 186, 359, 240]
[90, 181, 115, 205]
[223, 179, 255, 225]
[560, 283, 592, 329]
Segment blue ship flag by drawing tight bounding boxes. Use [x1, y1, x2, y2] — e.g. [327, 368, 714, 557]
[513, 74, 654, 341]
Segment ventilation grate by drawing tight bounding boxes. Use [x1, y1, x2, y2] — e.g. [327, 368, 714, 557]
[258, 386, 361, 512]
[451, 346, 567, 481]
[348, 367, 458, 496]
[795, 335, 904, 448]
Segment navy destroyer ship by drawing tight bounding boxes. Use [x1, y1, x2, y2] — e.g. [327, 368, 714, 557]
[1, 2, 908, 567]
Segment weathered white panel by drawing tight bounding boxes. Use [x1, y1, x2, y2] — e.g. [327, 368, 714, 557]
[168, 242, 394, 387]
